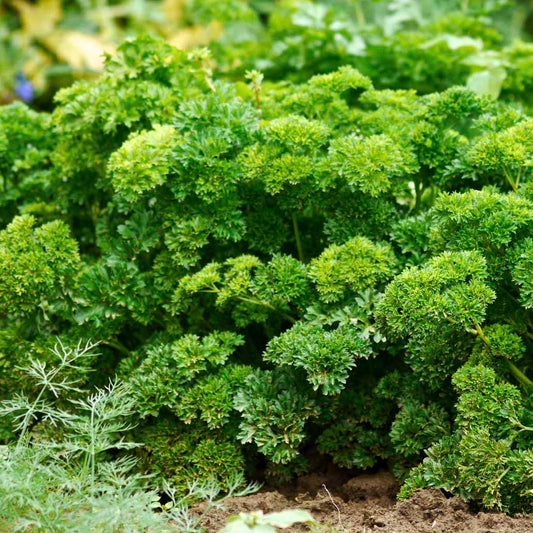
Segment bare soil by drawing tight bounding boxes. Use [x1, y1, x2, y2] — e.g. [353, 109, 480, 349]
[202, 471, 533, 532]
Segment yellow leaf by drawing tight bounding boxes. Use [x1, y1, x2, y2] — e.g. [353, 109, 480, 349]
[163, 0, 185, 24]
[43, 30, 115, 71]
[167, 21, 223, 50]
[10, 0, 62, 37]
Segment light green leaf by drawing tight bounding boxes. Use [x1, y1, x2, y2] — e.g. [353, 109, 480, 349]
[467, 68, 507, 99]
[421, 34, 483, 51]
[265, 509, 317, 527]
[221, 509, 317, 532]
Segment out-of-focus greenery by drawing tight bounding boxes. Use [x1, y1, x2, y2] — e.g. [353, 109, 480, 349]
[0, 0, 255, 105]
[3, 0, 533, 107]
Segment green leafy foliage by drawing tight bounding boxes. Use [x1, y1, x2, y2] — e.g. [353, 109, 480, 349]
[0, 342, 259, 532]
[309, 237, 397, 303]
[264, 323, 371, 394]
[400, 365, 533, 513]
[5, 7, 533, 516]
[0, 215, 80, 316]
[235, 370, 318, 464]
[327, 134, 418, 196]
[377, 251, 495, 340]
[108, 125, 179, 203]
[127, 331, 245, 417]
[0, 103, 56, 224]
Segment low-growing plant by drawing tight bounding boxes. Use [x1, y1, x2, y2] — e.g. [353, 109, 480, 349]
[0, 340, 260, 532]
[3, 22, 533, 517]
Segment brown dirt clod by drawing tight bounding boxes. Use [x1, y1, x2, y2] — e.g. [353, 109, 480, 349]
[201, 471, 533, 532]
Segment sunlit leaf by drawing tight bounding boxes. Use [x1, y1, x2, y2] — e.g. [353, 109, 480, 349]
[10, 0, 62, 37]
[167, 21, 223, 49]
[163, 0, 185, 24]
[467, 67, 507, 99]
[43, 31, 114, 71]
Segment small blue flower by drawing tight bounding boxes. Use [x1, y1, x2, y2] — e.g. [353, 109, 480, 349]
[15, 73, 34, 103]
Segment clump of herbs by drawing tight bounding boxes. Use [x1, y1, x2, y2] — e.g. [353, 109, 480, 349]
[3, 8, 533, 517]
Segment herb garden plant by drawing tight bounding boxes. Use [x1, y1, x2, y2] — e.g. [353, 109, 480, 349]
[3, 2, 533, 528]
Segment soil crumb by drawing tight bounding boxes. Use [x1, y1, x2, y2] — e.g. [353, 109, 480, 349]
[202, 471, 533, 532]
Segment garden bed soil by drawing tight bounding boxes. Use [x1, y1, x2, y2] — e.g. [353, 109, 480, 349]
[202, 471, 533, 532]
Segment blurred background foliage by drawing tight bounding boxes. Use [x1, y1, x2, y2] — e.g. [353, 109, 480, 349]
[2, 0, 533, 107]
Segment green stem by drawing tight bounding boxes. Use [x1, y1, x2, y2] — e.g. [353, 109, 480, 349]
[472, 321, 490, 346]
[102, 339, 130, 356]
[428, 184, 437, 208]
[238, 296, 296, 324]
[514, 419, 533, 432]
[292, 213, 305, 263]
[516, 167, 524, 190]
[200, 287, 296, 324]
[192, 504, 215, 531]
[503, 168, 519, 191]
[90, 404, 96, 495]
[412, 178, 424, 213]
[253, 86, 261, 115]
[17, 386, 46, 448]
[472, 321, 533, 389]
[526, 312, 533, 330]
[508, 361, 533, 389]
[354, 2, 366, 25]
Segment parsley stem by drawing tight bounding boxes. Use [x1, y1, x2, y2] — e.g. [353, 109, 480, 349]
[237, 295, 296, 324]
[503, 168, 519, 191]
[472, 321, 490, 346]
[355, 3, 366, 25]
[472, 320, 533, 389]
[103, 339, 130, 356]
[292, 213, 305, 263]
[412, 178, 424, 214]
[508, 361, 533, 389]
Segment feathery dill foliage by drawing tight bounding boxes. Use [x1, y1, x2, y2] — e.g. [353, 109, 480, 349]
[0, 341, 258, 532]
[3, 7, 533, 517]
